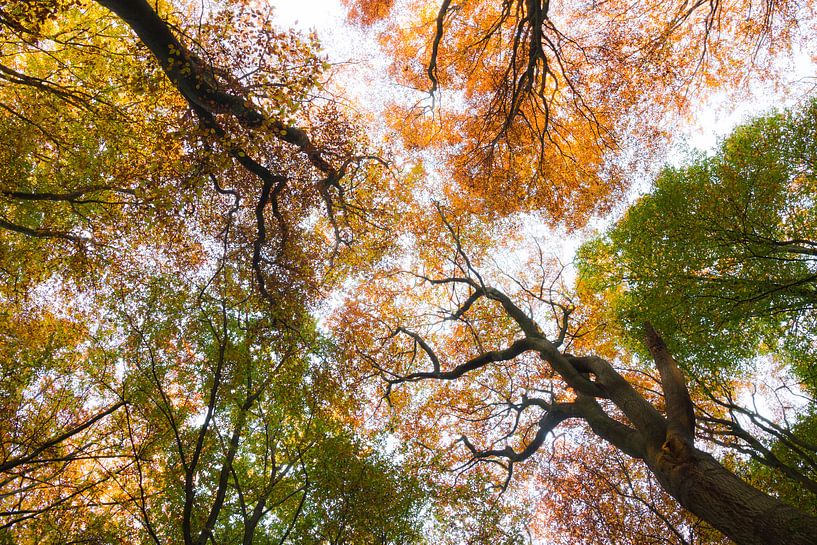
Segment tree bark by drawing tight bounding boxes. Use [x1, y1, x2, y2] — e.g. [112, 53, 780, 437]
[557, 330, 817, 544]
[646, 442, 817, 545]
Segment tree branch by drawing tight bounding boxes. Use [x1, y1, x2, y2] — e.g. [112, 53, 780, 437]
[0, 401, 126, 473]
[644, 322, 695, 445]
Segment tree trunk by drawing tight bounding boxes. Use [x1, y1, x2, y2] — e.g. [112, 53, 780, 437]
[647, 441, 817, 545]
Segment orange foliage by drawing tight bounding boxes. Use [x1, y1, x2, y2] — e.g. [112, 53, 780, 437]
[350, 0, 814, 228]
[342, 0, 396, 25]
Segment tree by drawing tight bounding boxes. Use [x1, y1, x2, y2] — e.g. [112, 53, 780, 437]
[335, 208, 817, 543]
[576, 97, 817, 517]
[577, 99, 817, 384]
[2, 0, 817, 544]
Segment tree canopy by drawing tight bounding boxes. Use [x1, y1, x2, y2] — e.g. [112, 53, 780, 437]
[1, 0, 817, 544]
[578, 99, 817, 384]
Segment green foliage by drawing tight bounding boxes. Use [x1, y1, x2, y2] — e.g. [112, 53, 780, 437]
[290, 433, 427, 545]
[747, 408, 817, 515]
[578, 98, 817, 387]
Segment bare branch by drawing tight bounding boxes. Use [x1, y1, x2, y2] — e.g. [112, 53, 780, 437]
[0, 401, 126, 473]
[390, 336, 536, 386]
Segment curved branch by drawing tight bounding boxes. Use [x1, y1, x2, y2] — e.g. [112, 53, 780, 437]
[391, 337, 536, 385]
[0, 401, 126, 473]
[0, 217, 84, 244]
[573, 394, 647, 460]
[2, 186, 135, 202]
[95, 0, 339, 179]
[461, 400, 574, 463]
[395, 327, 441, 373]
[427, 0, 452, 98]
[561, 351, 666, 446]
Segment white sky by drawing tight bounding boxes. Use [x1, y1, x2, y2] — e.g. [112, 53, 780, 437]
[268, 0, 343, 28]
[267, 0, 375, 73]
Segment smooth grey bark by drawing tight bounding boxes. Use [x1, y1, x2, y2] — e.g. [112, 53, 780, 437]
[561, 331, 817, 545]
